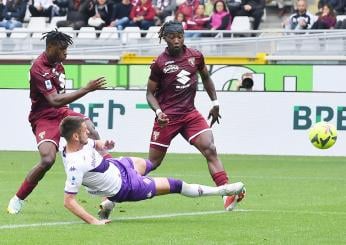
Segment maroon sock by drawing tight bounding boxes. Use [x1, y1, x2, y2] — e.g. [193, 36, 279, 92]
[212, 171, 229, 186]
[16, 179, 38, 200]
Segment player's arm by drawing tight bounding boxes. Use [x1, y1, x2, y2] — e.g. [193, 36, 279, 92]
[64, 193, 110, 225]
[45, 77, 107, 107]
[146, 79, 169, 127]
[94, 140, 115, 152]
[199, 66, 221, 127]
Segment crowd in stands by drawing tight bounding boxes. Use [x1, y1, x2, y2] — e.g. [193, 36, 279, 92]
[0, 0, 345, 34]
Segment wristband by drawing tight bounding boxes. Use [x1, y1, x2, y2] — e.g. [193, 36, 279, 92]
[155, 108, 162, 116]
[212, 100, 219, 107]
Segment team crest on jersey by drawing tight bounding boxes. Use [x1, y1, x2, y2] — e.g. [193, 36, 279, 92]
[163, 64, 179, 74]
[152, 131, 160, 141]
[188, 57, 195, 67]
[39, 131, 46, 140]
[44, 80, 52, 90]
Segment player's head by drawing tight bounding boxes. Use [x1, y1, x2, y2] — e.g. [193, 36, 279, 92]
[41, 29, 73, 63]
[158, 21, 184, 56]
[60, 116, 89, 145]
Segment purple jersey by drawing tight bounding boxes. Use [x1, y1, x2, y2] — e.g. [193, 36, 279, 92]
[29, 52, 67, 123]
[149, 46, 205, 116]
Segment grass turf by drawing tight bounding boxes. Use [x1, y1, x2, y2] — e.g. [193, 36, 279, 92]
[0, 152, 345, 244]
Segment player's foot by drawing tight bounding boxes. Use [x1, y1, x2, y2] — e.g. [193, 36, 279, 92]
[98, 200, 115, 220]
[7, 195, 24, 214]
[223, 186, 246, 211]
[220, 182, 244, 196]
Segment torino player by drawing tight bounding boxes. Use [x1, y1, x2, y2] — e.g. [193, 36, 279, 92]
[145, 21, 245, 211]
[7, 30, 108, 214]
[60, 116, 245, 224]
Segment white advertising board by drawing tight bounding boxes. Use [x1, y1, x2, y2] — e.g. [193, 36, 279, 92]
[0, 89, 345, 156]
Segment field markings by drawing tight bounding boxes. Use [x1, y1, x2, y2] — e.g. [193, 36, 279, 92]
[1, 209, 346, 230]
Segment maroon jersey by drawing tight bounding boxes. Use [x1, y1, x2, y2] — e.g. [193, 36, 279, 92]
[28, 52, 67, 123]
[149, 46, 205, 116]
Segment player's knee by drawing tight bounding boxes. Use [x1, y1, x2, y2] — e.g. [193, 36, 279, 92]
[203, 142, 217, 157]
[40, 155, 56, 171]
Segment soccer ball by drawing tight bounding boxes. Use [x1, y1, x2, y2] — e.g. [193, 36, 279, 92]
[308, 121, 337, 149]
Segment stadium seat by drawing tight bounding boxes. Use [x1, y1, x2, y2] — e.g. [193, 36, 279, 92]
[77, 27, 97, 39]
[58, 27, 75, 38]
[10, 28, 29, 38]
[123, 26, 141, 38]
[49, 16, 67, 30]
[27, 17, 47, 30]
[0, 27, 7, 38]
[145, 26, 160, 39]
[231, 16, 251, 32]
[336, 15, 346, 22]
[99, 27, 119, 39]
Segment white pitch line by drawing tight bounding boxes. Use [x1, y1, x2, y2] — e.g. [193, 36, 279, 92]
[1, 209, 346, 230]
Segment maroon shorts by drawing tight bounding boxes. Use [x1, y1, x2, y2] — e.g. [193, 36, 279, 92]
[149, 109, 211, 151]
[32, 107, 87, 148]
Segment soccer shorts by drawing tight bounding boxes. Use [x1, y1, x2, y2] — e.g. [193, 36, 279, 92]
[32, 107, 87, 148]
[149, 109, 211, 151]
[107, 157, 156, 202]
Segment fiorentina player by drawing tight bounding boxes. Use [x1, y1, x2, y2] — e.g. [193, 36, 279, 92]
[60, 116, 245, 224]
[7, 30, 108, 214]
[145, 21, 245, 211]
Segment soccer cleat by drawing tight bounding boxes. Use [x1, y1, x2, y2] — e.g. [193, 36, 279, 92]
[223, 186, 246, 211]
[7, 195, 24, 214]
[98, 200, 115, 220]
[220, 182, 245, 196]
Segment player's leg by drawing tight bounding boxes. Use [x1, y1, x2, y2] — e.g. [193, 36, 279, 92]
[153, 177, 245, 197]
[8, 142, 57, 214]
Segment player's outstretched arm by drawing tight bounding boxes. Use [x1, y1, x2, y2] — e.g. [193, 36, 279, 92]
[45, 77, 107, 107]
[64, 193, 110, 225]
[95, 140, 115, 152]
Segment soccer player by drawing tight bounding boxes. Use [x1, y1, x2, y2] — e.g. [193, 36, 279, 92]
[60, 116, 245, 224]
[7, 30, 108, 214]
[146, 21, 245, 211]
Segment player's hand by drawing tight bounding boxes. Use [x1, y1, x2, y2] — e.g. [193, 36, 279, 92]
[157, 112, 169, 128]
[208, 106, 221, 127]
[91, 219, 111, 225]
[85, 77, 108, 92]
[104, 140, 115, 150]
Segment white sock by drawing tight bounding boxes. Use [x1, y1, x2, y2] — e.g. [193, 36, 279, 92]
[180, 182, 222, 197]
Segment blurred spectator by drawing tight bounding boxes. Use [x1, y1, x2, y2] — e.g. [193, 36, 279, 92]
[209, 0, 232, 30]
[276, 0, 292, 17]
[0, 0, 5, 21]
[317, 0, 340, 14]
[335, 0, 346, 14]
[204, 0, 217, 15]
[177, 0, 200, 21]
[152, 0, 177, 25]
[110, 0, 132, 30]
[175, 11, 187, 28]
[0, 0, 26, 30]
[311, 3, 336, 29]
[235, 72, 254, 91]
[29, 0, 60, 21]
[88, 0, 113, 29]
[283, 0, 314, 30]
[228, 0, 264, 30]
[56, 0, 93, 30]
[185, 4, 209, 37]
[129, 0, 156, 30]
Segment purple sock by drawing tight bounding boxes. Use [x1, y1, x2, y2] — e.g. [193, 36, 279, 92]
[168, 178, 183, 193]
[144, 159, 154, 175]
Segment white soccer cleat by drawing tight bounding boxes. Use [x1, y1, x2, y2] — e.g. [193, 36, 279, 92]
[98, 199, 115, 220]
[7, 195, 24, 214]
[223, 185, 246, 211]
[219, 182, 245, 196]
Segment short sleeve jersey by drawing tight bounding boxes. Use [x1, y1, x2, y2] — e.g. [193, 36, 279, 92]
[29, 52, 67, 123]
[149, 46, 205, 116]
[62, 139, 122, 197]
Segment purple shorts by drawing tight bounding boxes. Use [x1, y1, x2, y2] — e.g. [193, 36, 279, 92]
[107, 157, 156, 202]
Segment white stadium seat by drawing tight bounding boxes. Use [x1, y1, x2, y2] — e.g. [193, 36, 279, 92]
[99, 27, 119, 39]
[77, 27, 97, 39]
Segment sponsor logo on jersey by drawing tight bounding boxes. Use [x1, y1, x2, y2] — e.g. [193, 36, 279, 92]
[39, 131, 46, 140]
[44, 80, 52, 90]
[164, 60, 175, 65]
[163, 64, 179, 74]
[188, 57, 195, 67]
[176, 69, 191, 89]
[41, 72, 49, 77]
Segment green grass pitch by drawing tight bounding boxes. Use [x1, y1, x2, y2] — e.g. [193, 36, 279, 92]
[0, 151, 345, 244]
